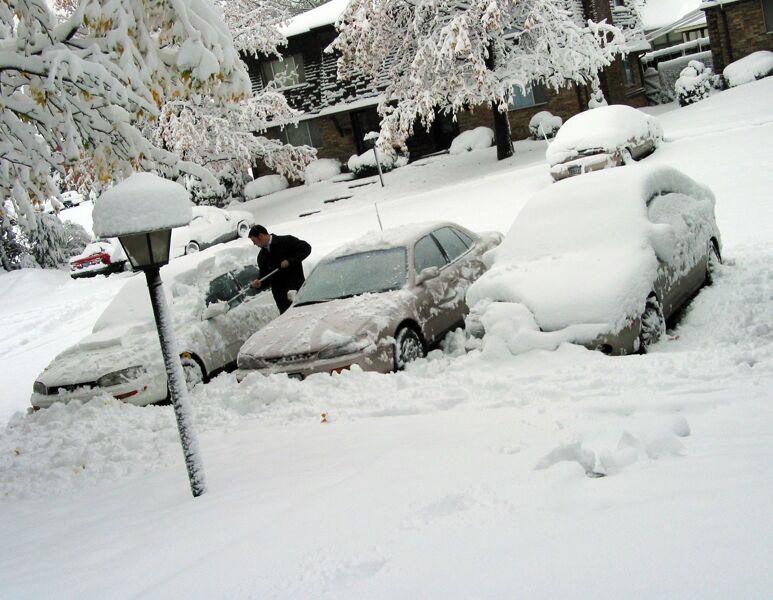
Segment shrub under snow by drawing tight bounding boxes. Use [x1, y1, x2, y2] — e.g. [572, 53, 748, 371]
[675, 60, 714, 106]
[723, 51, 773, 88]
[304, 159, 342, 185]
[244, 175, 289, 200]
[347, 149, 407, 178]
[528, 112, 563, 140]
[449, 127, 495, 155]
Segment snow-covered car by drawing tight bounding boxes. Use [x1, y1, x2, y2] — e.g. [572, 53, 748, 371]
[466, 165, 721, 356]
[69, 239, 127, 278]
[236, 222, 502, 380]
[546, 105, 663, 181]
[171, 206, 254, 257]
[31, 246, 279, 409]
[60, 191, 84, 208]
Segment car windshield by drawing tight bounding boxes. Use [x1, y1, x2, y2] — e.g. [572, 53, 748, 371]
[294, 247, 408, 305]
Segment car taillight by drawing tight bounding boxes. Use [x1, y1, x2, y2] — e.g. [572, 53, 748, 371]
[98, 252, 112, 265]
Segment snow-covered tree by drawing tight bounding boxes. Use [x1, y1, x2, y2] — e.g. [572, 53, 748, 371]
[152, 0, 316, 204]
[1, 0, 250, 265]
[332, 0, 627, 159]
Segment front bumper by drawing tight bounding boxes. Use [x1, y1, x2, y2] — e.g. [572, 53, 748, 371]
[236, 342, 395, 382]
[550, 152, 621, 181]
[30, 376, 168, 409]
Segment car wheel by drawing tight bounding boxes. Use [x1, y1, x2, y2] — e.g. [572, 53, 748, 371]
[394, 326, 425, 370]
[638, 295, 665, 352]
[237, 221, 250, 238]
[705, 241, 721, 286]
[621, 147, 635, 165]
[181, 355, 204, 391]
[185, 241, 200, 255]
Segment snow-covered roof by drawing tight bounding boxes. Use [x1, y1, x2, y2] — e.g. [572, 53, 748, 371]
[279, 0, 349, 38]
[93, 173, 192, 237]
[327, 221, 458, 259]
[699, 0, 744, 8]
[639, 0, 702, 31]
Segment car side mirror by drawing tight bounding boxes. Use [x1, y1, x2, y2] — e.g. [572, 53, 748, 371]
[416, 266, 440, 285]
[202, 301, 229, 320]
[287, 290, 297, 302]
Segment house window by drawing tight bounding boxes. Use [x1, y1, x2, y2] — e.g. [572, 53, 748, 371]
[279, 121, 321, 147]
[622, 57, 635, 86]
[763, 0, 773, 33]
[509, 82, 547, 110]
[261, 54, 305, 88]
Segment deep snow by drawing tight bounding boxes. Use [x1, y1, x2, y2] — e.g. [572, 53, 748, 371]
[1, 79, 773, 599]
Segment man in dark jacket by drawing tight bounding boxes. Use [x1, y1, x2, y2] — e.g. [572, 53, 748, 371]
[249, 225, 312, 314]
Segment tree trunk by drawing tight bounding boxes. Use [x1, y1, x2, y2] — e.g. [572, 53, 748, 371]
[486, 44, 514, 160]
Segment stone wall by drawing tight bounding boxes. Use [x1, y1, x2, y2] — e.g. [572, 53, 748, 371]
[704, 0, 773, 74]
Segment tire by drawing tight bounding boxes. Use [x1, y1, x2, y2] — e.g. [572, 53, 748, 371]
[638, 295, 665, 352]
[394, 326, 425, 370]
[705, 241, 721, 286]
[185, 241, 200, 255]
[181, 355, 205, 391]
[237, 221, 250, 238]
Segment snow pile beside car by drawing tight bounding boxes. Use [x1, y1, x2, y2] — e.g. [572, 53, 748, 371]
[304, 159, 341, 185]
[723, 51, 773, 88]
[528, 112, 562, 139]
[466, 164, 716, 353]
[449, 127, 494, 154]
[244, 175, 289, 199]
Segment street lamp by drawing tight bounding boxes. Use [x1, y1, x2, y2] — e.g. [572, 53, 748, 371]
[93, 172, 206, 498]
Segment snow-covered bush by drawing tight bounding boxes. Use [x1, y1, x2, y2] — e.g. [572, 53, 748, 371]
[657, 51, 713, 102]
[304, 159, 342, 185]
[29, 214, 68, 269]
[675, 60, 714, 106]
[347, 150, 407, 179]
[62, 222, 93, 259]
[244, 175, 289, 200]
[528, 112, 563, 140]
[723, 51, 773, 88]
[449, 127, 495, 155]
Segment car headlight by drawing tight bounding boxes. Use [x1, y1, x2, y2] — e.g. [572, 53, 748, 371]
[33, 381, 47, 395]
[318, 334, 373, 360]
[97, 366, 146, 388]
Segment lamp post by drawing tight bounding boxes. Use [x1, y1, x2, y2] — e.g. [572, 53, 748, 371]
[363, 130, 385, 188]
[93, 173, 206, 498]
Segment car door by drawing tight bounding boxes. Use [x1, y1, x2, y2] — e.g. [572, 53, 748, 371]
[203, 207, 234, 245]
[429, 227, 485, 333]
[201, 271, 243, 367]
[412, 234, 451, 342]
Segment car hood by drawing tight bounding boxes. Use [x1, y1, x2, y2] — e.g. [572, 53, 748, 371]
[36, 325, 164, 387]
[240, 290, 413, 359]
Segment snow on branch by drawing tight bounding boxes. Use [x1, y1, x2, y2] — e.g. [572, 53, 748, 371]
[331, 0, 627, 148]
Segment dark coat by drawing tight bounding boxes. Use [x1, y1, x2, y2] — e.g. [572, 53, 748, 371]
[258, 234, 312, 313]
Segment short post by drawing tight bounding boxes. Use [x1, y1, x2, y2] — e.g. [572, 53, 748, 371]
[364, 130, 385, 187]
[373, 146, 385, 188]
[92, 172, 206, 498]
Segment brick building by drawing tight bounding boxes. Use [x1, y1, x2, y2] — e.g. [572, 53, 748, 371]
[245, 0, 649, 175]
[700, 0, 773, 74]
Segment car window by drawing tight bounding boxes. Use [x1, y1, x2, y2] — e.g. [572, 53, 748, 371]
[414, 235, 448, 273]
[205, 273, 240, 306]
[453, 228, 473, 248]
[432, 227, 470, 262]
[233, 264, 261, 289]
[294, 247, 407, 305]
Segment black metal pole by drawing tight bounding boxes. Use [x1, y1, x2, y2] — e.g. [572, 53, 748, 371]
[144, 266, 206, 497]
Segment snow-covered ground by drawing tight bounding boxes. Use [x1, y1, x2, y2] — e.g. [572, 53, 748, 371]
[1, 79, 772, 599]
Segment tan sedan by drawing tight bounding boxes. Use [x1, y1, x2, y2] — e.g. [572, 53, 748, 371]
[236, 222, 502, 380]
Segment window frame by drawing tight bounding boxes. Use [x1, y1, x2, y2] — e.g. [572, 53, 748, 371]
[508, 82, 548, 111]
[430, 227, 472, 264]
[260, 53, 306, 89]
[763, 0, 773, 33]
[413, 234, 449, 274]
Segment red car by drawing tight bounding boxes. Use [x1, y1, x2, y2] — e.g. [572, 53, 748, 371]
[69, 239, 127, 278]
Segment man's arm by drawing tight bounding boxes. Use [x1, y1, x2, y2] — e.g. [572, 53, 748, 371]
[280, 235, 312, 267]
[251, 250, 271, 289]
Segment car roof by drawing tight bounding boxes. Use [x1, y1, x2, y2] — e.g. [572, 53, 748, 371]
[325, 221, 471, 260]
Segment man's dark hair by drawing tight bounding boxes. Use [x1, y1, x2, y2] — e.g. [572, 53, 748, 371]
[249, 224, 268, 238]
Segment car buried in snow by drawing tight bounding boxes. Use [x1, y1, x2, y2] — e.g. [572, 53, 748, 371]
[171, 206, 254, 257]
[465, 165, 721, 355]
[236, 222, 502, 380]
[31, 246, 279, 409]
[69, 238, 128, 278]
[547, 104, 663, 181]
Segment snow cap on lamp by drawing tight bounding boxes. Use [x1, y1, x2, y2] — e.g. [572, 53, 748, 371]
[93, 172, 192, 238]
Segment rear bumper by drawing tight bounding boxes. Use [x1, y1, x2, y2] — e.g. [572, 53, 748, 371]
[236, 343, 395, 382]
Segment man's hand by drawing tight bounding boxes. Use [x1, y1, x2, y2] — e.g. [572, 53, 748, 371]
[250, 279, 262, 289]
[280, 259, 290, 269]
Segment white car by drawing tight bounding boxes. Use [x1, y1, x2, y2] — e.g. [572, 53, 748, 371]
[69, 239, 127, 278]
[546, 105, 663, 181]
[171, 206, 254, 257]
[31, 246, 278, 409]
[60, 191, 85, 208]
[466, 165, 721, 355]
